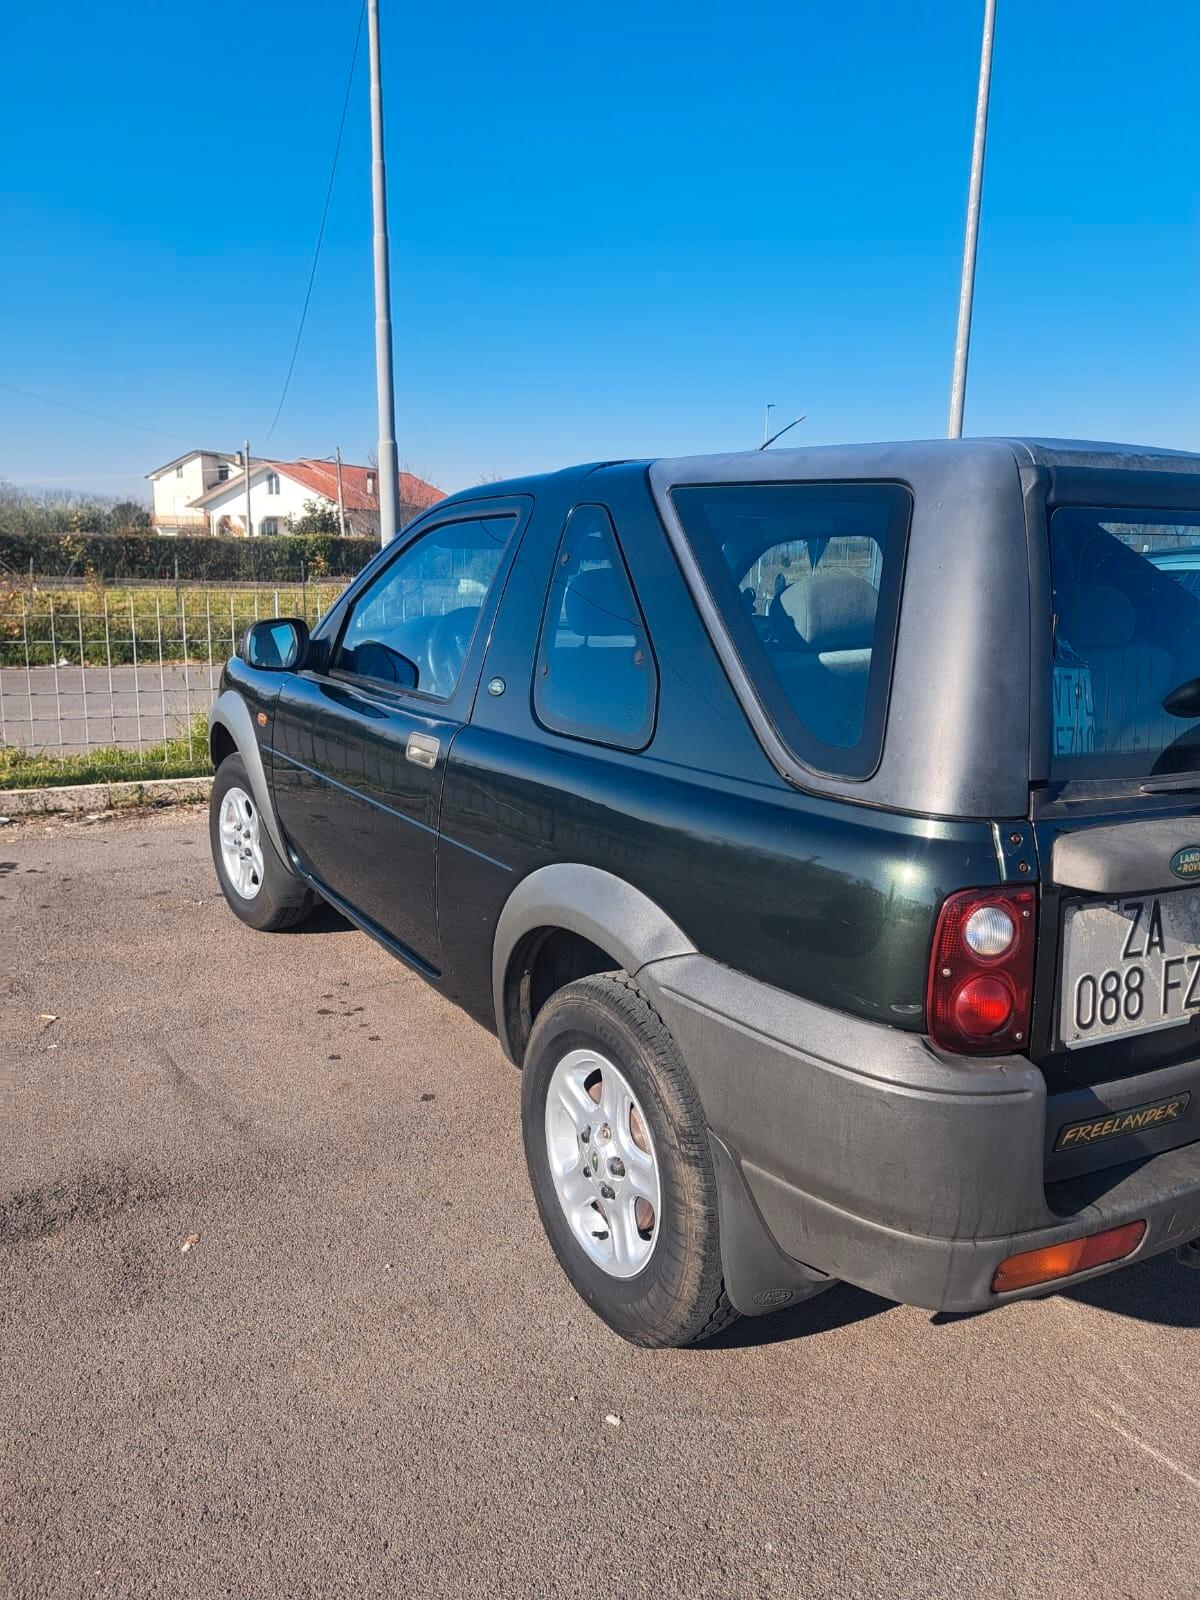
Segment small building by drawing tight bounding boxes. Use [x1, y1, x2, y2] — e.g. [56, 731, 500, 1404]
[147, 450, 242, 533]
[145, 451, 443, 538]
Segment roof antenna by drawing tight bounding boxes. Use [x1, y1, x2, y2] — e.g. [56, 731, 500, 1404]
[758, 415, 807, 451]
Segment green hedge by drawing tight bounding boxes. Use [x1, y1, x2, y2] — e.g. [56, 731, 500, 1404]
[0, 530, 378, 582]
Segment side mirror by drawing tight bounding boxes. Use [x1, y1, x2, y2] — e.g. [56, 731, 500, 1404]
[241, 617, 310, 671]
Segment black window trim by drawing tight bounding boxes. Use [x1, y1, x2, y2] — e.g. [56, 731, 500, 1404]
[532, 501, 660, 753]
[323, 504, 525, 707]
[661, 477, 913, 786]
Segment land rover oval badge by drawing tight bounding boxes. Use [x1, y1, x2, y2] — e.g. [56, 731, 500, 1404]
[1170, 845, 1200, 880]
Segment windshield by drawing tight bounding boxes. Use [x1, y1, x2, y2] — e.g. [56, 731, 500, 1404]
[1050, 506, 1200, 781]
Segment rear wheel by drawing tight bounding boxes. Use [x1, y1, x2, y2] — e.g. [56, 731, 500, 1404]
[209, 752, 315, 932]
[522, 973, 738, 1348]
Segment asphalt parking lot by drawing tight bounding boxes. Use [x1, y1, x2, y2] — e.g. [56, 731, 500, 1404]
[3, 806, 1199, 1600]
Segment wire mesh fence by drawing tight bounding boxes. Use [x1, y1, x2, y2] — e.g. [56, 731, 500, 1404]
[0, 576, 346, 788]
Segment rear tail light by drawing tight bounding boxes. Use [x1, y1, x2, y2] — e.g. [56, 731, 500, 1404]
[927, 886, 1037, 1054]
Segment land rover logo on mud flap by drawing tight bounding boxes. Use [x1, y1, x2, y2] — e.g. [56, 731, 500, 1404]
[753, 1288, 794, 1308]
[1170, 846, 1200, 880]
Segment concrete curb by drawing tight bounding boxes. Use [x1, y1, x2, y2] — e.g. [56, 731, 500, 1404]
[0, 775, 213, 817]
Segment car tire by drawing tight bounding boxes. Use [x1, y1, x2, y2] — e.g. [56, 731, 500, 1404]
[522, 972, 739, 1348]
[209, 752, 315, 932]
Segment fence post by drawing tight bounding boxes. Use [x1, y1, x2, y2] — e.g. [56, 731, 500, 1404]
[206, 591, 216, 704]
[21, 595, 35, 745]
[179, 587, 193, 755]
[155, 593, 168, 749]
[75, 594, 90, 757]
[129, 595, 144, 754]
[301, 558, 307, 622]
[102, 590, 117, 744]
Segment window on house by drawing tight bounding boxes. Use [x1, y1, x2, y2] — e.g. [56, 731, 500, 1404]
[217, 465, 229, 482]
[261, 518, 279, 537]
[534, 505, 658, 751]
[266, 473, 281, 496]
[367, 473, 376, 496]
[176, 465, 184, 478]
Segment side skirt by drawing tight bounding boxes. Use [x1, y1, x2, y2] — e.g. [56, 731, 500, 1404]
[287, 852, 442, 983]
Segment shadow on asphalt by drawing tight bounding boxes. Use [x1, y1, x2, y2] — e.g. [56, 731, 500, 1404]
[1060, 1248, 1200, 1327]
[287, 902, 354, 935]
[702, 1247, 1200, 1349]
[701, 1283, 893, 1351]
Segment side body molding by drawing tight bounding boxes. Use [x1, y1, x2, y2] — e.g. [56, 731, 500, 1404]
[491, 863, 697, 1062]
[208, 690, 295, 871]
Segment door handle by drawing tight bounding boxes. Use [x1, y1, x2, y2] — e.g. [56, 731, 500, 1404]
[405, 732, 440, 769]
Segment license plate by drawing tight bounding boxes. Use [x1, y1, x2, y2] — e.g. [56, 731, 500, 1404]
[1061, 888, 1200, 1048]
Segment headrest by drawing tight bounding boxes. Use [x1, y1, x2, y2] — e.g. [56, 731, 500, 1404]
[1059, 585, 1136, 650]
[777, 574, 878, 651]
[564, 564, 633, 638]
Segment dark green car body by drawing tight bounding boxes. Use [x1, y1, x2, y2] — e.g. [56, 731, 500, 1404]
[212, 438, 1200, 1317]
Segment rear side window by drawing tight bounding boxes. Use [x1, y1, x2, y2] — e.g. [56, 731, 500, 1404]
[534, 504, 657, 750]
[670, 482, 910, 779]
[1050, 506, 1200, 780]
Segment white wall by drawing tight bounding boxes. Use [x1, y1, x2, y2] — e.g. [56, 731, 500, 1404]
[198, 469, 334, 536]
[150, 453, 238, 530]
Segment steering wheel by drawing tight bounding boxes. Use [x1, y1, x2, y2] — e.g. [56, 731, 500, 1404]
[427, 606, 479, 697]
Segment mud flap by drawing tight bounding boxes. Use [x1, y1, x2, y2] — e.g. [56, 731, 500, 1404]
[709, 1132, 835, 1316]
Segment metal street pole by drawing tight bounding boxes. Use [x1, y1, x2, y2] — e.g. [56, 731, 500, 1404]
[244, 438, 253, 537]
[948, 0, 997, 440]
[368, 0, 400, 546]
[763, 403, 774, 446]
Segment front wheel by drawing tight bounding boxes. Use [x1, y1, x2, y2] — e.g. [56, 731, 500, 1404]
[521, 973, 738, 1348]
[209, 753, 315, 932]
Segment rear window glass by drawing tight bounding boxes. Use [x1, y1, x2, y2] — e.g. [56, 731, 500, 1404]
[534, 504, 657, 750]
[670, 482, 911, 779]
[1050, 507, 1200, 781]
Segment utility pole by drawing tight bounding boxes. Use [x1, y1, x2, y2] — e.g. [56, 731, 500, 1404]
[334, 446, 347, 536]
[368, 0, 400, 546]
[244, 439, 253, 537]
[948, 0, 997, 440]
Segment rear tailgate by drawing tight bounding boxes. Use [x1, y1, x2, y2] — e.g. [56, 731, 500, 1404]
[1029, 486, 1200, 1173]
[1032, 805, 1200, 1178]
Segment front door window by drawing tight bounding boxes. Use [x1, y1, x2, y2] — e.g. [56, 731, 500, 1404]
[335, 515, 517, 698]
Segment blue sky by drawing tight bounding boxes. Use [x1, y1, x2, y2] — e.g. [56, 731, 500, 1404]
[1, 0, 1196, 500]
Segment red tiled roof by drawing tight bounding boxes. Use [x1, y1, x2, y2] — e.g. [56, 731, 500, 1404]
[270, 458, 444, 512]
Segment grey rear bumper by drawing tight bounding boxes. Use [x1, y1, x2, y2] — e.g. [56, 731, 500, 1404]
[638, 953, 1200, 1313]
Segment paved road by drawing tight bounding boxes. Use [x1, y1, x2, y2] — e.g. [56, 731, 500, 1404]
[1, 663, 216, 755]
[3, 808, 1198, 1600]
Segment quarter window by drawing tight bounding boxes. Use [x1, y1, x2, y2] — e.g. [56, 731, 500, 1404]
[335, 515, 516, 698]
[534, 505, 657, 750]
[670, 482, 911, 779]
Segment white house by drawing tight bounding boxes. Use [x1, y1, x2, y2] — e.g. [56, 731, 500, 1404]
[146, 451, 443, 538]
[147, 450, 242, 532]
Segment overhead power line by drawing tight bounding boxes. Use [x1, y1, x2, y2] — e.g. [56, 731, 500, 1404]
[0, 380, 186, 442]
[262, 0, 367, 446]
